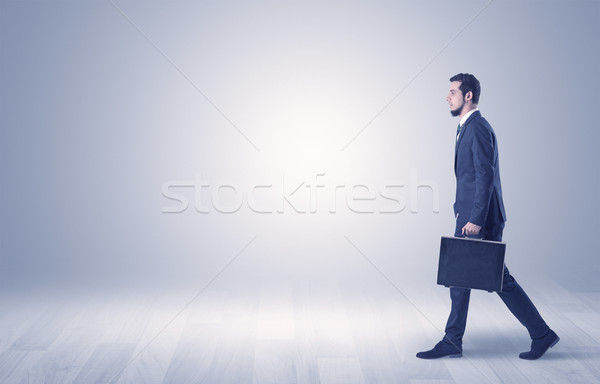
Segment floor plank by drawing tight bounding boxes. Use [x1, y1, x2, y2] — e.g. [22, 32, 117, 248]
[317, 357, 366, 384]
[10, 301, 78, 350]
[116, 289, 194, 384]
[0, 296, 50, 353]
[253, 340, 297, 384]
[72, 343, 136, 384]
[161, 290, 226, 384]
[27, 296, 115, 384]
[0, 349, 44, 383]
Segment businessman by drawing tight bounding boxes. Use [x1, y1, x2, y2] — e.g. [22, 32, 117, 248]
[416, 73, 559, 360]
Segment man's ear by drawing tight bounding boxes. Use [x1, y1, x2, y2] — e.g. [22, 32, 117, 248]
[465, 91, 473, 101]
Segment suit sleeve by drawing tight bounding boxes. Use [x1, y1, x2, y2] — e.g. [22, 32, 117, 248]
[469, 122, 495, 226]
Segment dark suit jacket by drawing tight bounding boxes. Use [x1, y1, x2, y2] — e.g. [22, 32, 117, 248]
[453, 110, 506, 228]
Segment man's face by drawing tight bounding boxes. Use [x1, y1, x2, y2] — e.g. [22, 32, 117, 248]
[446, 81, 464, 117]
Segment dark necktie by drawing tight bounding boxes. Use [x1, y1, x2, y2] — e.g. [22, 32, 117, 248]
[456, 123, 462, 140]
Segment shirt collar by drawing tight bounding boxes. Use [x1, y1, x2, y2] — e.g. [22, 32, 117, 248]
[459, 108, 479, 127]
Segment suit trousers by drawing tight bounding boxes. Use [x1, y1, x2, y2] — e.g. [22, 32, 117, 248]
[443, 221, 550, 347]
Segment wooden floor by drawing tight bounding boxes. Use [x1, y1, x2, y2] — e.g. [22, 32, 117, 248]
[1, 278, 599, 384]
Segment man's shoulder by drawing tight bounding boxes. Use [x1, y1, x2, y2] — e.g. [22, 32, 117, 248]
[466, 113, 494, 133]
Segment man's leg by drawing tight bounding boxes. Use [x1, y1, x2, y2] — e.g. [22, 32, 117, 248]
[441, 221, 475, 348]
[416, 222, 470, 359]
[482, 222, 550, 340]
[497, 267, 550, 339]
[444, 287, 471, 347]
[416, 287, 466, 359]
[496, 260, 558, 359]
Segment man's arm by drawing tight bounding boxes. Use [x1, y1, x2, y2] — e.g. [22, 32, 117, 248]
[467, 121, 496, 231]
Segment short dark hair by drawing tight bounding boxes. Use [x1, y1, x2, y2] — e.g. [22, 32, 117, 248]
[449, 73, 481, 104]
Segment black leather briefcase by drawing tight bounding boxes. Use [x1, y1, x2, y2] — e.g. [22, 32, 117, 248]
[437, 236, 506, 292]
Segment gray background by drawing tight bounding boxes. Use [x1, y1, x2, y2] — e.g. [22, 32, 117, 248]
[1, 0, 599, 293]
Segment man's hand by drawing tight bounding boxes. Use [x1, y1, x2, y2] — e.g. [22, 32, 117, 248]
[462, 222, 482, 236]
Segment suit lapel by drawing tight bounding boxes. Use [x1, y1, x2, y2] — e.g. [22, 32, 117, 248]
[454, 110, 481, 173]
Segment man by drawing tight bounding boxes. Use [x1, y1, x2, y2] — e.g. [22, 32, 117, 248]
[416, 73, 559, 360]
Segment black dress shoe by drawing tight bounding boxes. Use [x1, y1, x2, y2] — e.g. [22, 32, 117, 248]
[519, 329, 559, 360]
[416, 341, 462, 359]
